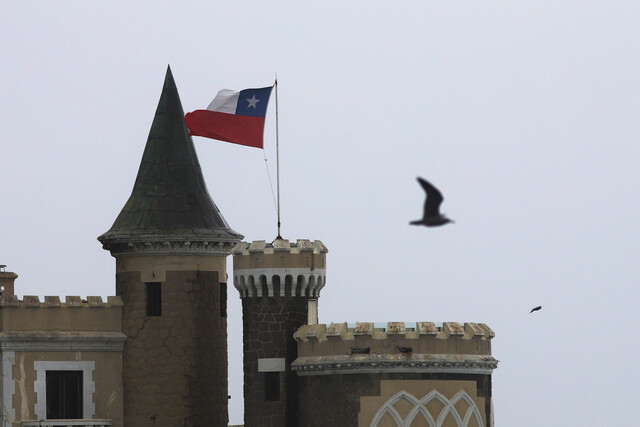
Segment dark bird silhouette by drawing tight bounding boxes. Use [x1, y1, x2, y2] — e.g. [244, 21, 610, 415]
[530, 306, 542, 313]
[410, 177, 454, 227]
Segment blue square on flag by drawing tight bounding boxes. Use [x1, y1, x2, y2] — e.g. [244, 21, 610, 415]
[235, 87, 273, 117]
[185, 84, 274, 149]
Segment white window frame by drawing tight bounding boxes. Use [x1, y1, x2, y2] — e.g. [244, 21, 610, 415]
[34, 361, 95, 420]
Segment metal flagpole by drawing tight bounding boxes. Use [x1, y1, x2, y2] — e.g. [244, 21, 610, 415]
[275, 78, 282, 239]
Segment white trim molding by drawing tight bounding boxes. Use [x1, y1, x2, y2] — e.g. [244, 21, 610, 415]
[258, 358, 286, 372]
[33, 361, 96, 420]
[0, 332, 125, 352]
[292, 354, 498, 376]
[2, 351, 15, 423]
[234, 268, 327, 298]
[370, 389, 483, 427]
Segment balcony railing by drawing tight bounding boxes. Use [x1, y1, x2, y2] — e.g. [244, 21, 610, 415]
[22, 420, 112, 427]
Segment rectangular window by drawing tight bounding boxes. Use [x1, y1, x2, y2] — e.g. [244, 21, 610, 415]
[265, 372, 280, 401]
[220, 283, 227, 318]
[146, 282, 162, 316]
[46, 370, 83, 419]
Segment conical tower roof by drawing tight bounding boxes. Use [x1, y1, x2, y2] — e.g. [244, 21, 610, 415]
[99, 66, 243, 255]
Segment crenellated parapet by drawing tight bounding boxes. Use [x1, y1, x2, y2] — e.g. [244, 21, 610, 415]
[0, 295, 123, 309]
[292, 321, 498, 375]
[0, 295, 125, 354]
[232, 239, 328, 298]
[0, 295, 124, 332]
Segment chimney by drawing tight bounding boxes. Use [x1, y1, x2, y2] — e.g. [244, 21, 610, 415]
[0, 266, 17, 296]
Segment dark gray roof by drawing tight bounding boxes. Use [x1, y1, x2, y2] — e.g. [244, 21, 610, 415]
[98, 66, 243, 250]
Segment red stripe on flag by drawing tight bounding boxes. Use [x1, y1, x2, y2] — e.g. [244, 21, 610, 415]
[184, 110, 266, 149]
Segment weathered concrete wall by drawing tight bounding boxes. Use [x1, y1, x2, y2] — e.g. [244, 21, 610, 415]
[0, 293, 125, 427]
[242, 296, 308, 427]
[118, 269, 227, 427]
[8, 351, 124, 427]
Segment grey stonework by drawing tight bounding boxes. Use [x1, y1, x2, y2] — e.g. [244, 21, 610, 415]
[242, 296, 308, 427]
[118, 270, 228, 427]
[296, 372, 492, 427]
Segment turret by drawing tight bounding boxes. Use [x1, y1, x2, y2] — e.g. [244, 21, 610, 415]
[293, 321, 498, 426]
[99, 66, 241, 426]
[232, 238, 327, 427]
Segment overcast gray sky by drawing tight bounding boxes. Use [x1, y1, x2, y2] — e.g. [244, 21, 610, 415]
[2, 2, 639, 425]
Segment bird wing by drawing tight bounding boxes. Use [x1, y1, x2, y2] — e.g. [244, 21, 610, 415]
[417, 177, 444, 216]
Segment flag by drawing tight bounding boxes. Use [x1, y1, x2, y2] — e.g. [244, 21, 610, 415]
[185, 86, 273, 149]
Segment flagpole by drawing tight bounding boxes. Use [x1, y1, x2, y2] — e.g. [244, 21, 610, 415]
[275, 78, 282, 239]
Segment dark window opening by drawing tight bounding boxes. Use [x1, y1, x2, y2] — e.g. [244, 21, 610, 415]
[146, 282, 162, 316]
[46, 370, 82, 419]
[351, 347, 371, 355]
[220, 283, 227, 318]
[265, 372, 280, 401]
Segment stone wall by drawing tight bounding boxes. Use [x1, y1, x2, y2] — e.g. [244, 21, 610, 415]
[242, 295, 308, 427]
[118, 269, 227, 426]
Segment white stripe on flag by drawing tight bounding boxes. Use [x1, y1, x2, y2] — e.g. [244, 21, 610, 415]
[206, 89, 240, 114]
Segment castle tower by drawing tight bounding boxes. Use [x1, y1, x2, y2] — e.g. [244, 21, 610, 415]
[292, 321, 498, 426]
[98, 67, 242, 426]
[232, 238, 328, 427]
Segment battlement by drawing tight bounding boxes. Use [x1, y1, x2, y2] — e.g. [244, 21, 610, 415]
[0, 295, 123, 308]
[232, 239, 328, 257]
[232, 239, 328, 298]
[0, 295, 124, 332]
[292, 322, 498, 376]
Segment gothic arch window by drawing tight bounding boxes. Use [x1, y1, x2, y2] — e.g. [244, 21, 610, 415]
[296, 275, 306, 297]
[369, 389, 483, 427]
[271, 274, 282, 296]
[285, 275, 293, 296]
[239, 275, 247, 297]
[308, 275, 317, 297]
[315, 275, 325, 296]
[248, 275, 256, 297]
[258, 275, 268, 297]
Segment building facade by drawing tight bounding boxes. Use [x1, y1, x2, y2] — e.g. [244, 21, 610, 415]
[0, 270, 124, 426]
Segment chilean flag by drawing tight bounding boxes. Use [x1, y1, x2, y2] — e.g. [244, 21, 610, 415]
[185, 86, 273, 149]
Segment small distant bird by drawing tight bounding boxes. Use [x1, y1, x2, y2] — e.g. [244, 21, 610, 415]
[410, 177, 454, 227]
[530, 306, 542, 313]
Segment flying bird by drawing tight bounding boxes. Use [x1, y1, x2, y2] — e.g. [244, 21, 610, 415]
[530, 306, 542, 313]
[410, 177, 454, 227]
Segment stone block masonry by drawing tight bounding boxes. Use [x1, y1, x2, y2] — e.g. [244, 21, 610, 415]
[242, 296, 308, 427]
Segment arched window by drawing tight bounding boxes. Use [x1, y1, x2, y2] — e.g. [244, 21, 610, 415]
[285, 275, 293, 297]
[369, 389, 483, 427]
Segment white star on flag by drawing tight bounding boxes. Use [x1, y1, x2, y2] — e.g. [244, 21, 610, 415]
[246, 95, 260, 109]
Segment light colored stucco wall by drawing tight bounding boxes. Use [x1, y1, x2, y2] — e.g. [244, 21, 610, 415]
[0, 296, 124, 426]
[116, 254, 227, 282]
[5, 351, 123, 427]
